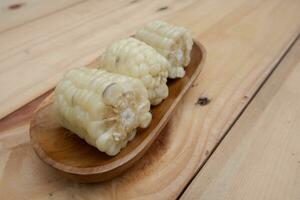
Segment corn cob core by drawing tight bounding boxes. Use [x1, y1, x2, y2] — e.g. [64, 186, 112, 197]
[99, 37, 169, 105]
[135, 20, 193, 78]
[54, 68, 152, 156]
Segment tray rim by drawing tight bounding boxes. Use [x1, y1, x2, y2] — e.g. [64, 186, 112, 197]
[29, 39, 206, 178]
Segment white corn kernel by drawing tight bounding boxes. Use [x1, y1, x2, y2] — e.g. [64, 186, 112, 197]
[135, 20, 193, 78]
[54, 67, 152, 156]
[99, 37, 169, 105]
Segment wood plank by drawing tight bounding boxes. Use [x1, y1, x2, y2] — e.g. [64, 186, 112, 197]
[0, 0, 85, 32]
[181, 38, 300, 200]
[0, 0, 195, 119]
[0, 0, 300, 199]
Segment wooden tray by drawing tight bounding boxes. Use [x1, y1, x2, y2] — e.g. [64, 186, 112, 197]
[30, 40, 206, 183]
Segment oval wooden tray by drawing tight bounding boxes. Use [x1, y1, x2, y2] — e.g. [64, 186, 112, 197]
[30, 40, 206, 183]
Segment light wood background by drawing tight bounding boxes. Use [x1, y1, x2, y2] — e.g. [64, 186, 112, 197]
[182, 37, 300, 200]
[0, 0, 300, 199]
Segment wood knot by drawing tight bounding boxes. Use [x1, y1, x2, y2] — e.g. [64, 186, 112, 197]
[156, 6, 168, 12]
[130, 0, 139, 4]
[8, 3, 24, 10]
[205, 150, 210, 156]
[191, 83, 199, 88]
[196, 97, 211, 106]
[115, 56, 120, 64]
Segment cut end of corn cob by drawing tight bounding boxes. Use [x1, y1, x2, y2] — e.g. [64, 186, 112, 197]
[54, 68, 152, 156]
[135, 20, 193, 79]
[99, 37, 169, 105]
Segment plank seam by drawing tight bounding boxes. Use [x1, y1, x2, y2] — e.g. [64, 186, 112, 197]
[176, 33, 300, 200]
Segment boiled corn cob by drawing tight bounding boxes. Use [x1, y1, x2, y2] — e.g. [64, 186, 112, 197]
[135, 20, 193, 78]
[99, 37, 169, 105]
[54, 67, 152, 156]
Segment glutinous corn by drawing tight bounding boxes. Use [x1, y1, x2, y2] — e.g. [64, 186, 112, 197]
[54, 68, 152, 156]
[99, 37, 169, 105]
[135, 20, 193, 78]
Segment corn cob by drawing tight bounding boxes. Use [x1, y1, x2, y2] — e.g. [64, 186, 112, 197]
[54, 67, 152, 156]
[135, 20, 193, 78]
[99, 37, 169, 105]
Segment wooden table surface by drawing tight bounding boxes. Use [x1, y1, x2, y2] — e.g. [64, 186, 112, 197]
[0, 0, 299, 199]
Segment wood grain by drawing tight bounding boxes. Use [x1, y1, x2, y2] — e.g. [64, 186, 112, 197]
[0, 0, 194, 119]
[29, 41, 205, 183]
[181, 37, 300, 200]
[0, 0, 300, 199]
[0, 0, 85, 33]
